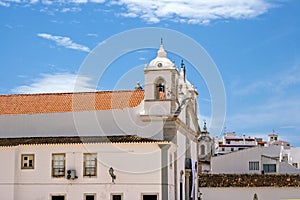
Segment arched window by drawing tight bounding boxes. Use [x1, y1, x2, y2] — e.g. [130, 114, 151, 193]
[155, 78, 165, 100]
[200, 144, 205, 155]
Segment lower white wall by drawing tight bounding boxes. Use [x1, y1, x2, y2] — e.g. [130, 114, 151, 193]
[13, 184, 161, 200]
[200, 187, 300, 200]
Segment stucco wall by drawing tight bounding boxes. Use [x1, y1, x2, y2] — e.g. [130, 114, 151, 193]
[0, 147, 15, 200]
[211, 147, 262, 174]
[211, 146, 292, 174]
[200, 187, 300, 200]
[0, 105, 165, 140]
[1, 143, 167, 200]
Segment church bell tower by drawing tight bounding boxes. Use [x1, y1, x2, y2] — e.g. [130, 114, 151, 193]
[143, 42, 179, 116]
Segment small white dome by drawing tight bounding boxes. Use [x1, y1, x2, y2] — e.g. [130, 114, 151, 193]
[149, 45, 174, 68]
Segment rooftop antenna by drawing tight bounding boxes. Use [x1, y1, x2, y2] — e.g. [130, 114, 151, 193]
[203, 119, 207, 132]
[181, 59, 186, 82]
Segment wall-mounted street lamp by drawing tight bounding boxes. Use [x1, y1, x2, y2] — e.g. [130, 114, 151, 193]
[198, 188, 203, 200]
[108, 167, 116, 183]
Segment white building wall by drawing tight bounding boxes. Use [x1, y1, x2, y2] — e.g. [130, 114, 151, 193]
[289, 147, 300, 168]
[0, 147, 16, 200]
[200, 187, 300, 200]
[176, 131, 187, 199]
[1, 143, 167, 200]
[211, 147, 262, 174]
[0, 105, 165, 140]
[211, 145, 300, 174]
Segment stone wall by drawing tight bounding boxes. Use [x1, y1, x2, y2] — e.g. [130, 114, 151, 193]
[199, 174, 300, 187]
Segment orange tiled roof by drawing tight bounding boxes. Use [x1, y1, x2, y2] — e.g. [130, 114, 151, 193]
[0, 90, 144, 115]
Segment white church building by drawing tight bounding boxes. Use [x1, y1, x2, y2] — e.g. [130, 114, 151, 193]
[0, 44, 201, 200]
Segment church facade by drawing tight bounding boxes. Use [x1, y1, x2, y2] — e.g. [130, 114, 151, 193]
[0, 44, 200, 200]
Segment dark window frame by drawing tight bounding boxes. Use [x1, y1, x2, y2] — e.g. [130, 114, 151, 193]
[21, 154, 35, 169]
[83, 153, 97, 177]
[142, 194, 158, 200]
[263, 164, 276, 173]
[249, 161, 259, 171]
[84, 193, 96, 200]
[111, 193, 123, 200]
[52, 153, 66, 178]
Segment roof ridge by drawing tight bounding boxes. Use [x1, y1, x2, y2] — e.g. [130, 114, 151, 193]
[0, 89, 144, 97]
[0, 135, 168, 147]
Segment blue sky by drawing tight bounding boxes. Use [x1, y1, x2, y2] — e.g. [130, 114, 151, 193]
[1, 0, 300, 145]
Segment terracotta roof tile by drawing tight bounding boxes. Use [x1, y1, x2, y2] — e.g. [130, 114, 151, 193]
[0, 90, 144, 115]
[0, 135, 166, 146]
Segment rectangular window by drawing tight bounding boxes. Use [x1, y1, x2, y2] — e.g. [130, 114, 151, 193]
[263, 164, 276, 173]
[111, 194, 123, 200]
[143, 195, 158, 200]
[21, 154, 34, 169]
[84, 153, 97, 177]
[51, 195, 65, 200]
[52, 153, 65, 177]
[249, 161, 259, 171]
[85, 194, 95, 200]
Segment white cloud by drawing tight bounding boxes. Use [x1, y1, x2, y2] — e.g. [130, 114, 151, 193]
[0, 0, 105, 7]
[0, 1, 10, 7]
[12, 73, 95, 94]
[86, 33, 98, 37]
[114, 0, 275, 24]
[61, 7, 82, 12]
[231, 66, 300, 96]
[1, 0, 275, 24]
[223, 65, 300, 144]
[226, 97, 300, 135]
[37, 33, 90, 52]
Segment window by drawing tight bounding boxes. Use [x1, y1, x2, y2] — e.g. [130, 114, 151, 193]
[230, 147, 234, 152]
[200, 145, 205, 155]
[143, 195, 158, 200]
[21, 154, 34, 169]
[52, 154, 65, 177]
[263, 164, 276, 173]
[221, 147, 225, 151]
[85, 194, 95, 200]
[155, 77, 165, 100]
[282, 154, 288, 162]
[51, 195, 65, 200]
[111, 194, 123, 200]
[249, 161, 259, 171]
[293, 163, 298, 168]
[84, 153, 97, 177]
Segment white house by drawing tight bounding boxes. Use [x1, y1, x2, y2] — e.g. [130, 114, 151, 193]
[215, 132, 263, 155]
[0, 44, 201, 200]
[267, 133, 291, 149]
[211, 145, 300, 174]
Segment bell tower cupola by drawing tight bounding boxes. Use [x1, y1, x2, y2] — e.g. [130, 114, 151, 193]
[143, 41, 179, 116]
